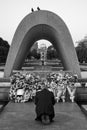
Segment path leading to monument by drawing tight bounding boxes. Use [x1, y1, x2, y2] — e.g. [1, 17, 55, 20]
[0, 102, 87, 130]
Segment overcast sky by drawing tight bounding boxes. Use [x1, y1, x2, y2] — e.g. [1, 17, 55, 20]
[0, 0, 87, 46]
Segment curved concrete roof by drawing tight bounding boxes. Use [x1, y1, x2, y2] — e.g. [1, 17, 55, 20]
[4, 10, 81, 77]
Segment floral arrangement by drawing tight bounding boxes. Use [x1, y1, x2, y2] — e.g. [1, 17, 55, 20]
[9, 72, 43, 102]
[9, 71, 78, 103]
[46, 71, 78, 102]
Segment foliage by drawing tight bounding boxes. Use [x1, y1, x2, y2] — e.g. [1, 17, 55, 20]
[0, 37, 10, 63]
[47, 45, 60, 60]
[26, 49, 40, 60]
[75, 42, 87, 63]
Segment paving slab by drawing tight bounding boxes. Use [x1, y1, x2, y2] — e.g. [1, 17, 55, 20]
[0, 102, 87, 130]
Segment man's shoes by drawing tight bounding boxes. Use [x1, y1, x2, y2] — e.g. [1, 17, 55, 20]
[41, 115, 50, 125]
[35, 115, 54, 124]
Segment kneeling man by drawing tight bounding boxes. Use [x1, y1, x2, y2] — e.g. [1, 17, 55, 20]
[34, 80, 55, 124]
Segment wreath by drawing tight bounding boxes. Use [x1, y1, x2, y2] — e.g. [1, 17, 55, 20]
[9, 72, 42, 102]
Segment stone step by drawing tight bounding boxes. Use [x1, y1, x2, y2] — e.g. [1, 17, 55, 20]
[81, 105, 87, 115]
[0, 104, 4, 112]
[0, 78, 10, 82]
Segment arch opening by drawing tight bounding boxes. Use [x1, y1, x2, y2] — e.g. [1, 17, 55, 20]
[12, 24, 67, 70]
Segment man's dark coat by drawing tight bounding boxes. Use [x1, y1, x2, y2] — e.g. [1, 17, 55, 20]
[35, 88, 55, 119]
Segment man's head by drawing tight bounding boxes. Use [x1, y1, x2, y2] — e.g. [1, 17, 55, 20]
[41, 78, 48, 89]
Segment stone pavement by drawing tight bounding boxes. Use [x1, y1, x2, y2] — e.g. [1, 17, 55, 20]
[0, 102, 87, 130]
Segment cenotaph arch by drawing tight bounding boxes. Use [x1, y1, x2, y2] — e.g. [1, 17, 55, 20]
[4, 10, 81, 78]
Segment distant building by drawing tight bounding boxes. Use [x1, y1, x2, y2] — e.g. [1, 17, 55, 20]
[38, 43, 47, 61]
[40, 43, 47, 50]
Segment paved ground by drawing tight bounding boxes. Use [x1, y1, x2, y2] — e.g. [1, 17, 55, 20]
[0, 102, 87, 130]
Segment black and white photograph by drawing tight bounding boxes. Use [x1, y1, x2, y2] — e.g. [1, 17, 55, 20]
[0, 0, 87, 129]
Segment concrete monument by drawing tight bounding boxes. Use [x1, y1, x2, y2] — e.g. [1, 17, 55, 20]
[4, 10, 81, 78]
